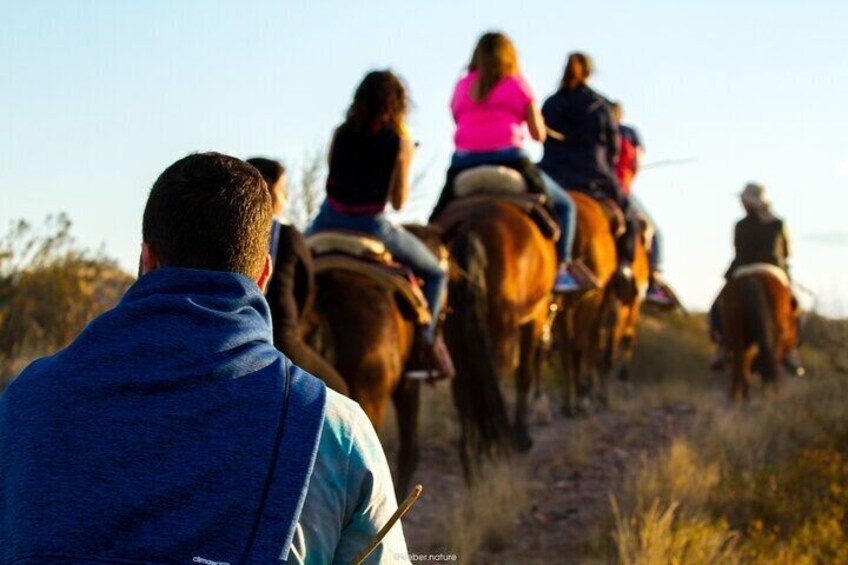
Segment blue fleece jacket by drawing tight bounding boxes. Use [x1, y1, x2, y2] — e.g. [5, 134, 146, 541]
[0, 268, 326, 565]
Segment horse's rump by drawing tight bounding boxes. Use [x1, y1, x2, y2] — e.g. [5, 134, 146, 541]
[722, 270, 794, 351]
[438, 199, 556, 473]
[721, 270, 795, 399]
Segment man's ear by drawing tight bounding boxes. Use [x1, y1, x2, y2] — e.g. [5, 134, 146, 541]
[256, 253, 272, 292]
[140, 242, 161, 275]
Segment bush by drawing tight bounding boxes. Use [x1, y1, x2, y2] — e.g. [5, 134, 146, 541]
[609, 312, 848, 564]
[0, 214, 132, 384]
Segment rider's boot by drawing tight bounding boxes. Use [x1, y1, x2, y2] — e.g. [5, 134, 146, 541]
[405, 333, 455, 381]
[430, 333, 456, 379]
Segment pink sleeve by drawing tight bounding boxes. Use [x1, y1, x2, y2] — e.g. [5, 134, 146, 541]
[512, 74, 535, 108]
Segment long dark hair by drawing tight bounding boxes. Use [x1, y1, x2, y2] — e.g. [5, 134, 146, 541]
[343, 70, 408, 135]
[468, 31, 519, 102]
[560, 52, 593, 92]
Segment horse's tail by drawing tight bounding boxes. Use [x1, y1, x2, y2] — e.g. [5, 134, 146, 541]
[447, 229, 512, 479]
[741, 275, 778, 382]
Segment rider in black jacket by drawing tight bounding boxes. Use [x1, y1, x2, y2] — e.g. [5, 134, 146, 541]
[538, 52, 639, 279]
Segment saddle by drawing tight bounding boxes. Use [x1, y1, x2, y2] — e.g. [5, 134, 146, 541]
[305, 230, 431, 326]
[731, 263, 790, 288]
[436, 165, 560, 240]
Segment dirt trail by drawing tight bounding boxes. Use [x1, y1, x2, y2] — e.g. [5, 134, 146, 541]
[387, 387, 698, 564]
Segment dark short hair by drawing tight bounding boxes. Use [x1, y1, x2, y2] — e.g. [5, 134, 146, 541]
[142, 152, 272, 278]
[246, 157, 286, 190]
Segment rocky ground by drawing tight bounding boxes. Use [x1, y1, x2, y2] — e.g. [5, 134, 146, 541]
[384, 379, 702, 565]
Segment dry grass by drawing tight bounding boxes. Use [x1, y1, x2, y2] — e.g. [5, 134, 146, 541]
[435, 459, 530, 564]
[607, 310, 848, 564]
[612, 498, 739, 565]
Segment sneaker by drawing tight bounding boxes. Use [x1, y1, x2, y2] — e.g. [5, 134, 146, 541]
[646, 284, 674, 307]
[784, 348, 806, 377]
[554, 266, 580, 294]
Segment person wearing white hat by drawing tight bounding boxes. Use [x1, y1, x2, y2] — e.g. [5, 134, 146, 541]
[709, 182, 804, 376]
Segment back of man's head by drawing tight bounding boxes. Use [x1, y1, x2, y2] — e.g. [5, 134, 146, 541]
[142, 152, 272, 278]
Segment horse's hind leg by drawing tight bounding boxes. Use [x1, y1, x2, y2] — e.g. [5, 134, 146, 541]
[392, 378, 420, 498]
[731, 348, 755, 404]
[513, 323, 538, 452]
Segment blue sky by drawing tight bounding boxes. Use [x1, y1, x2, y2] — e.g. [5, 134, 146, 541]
[1, 1, 846, 315]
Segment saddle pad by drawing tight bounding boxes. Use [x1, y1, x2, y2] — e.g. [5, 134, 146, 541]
[313, 254, 431, 326]
[731, 263, 790, 288]
[306, 230, 392, 264]
[454, 165, 527, 198]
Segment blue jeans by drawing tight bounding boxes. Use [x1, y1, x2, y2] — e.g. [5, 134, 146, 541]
[307, 202, 447, 339]
[629, 196, 663, 270]
[451, 147, 525, 168]
[539, 171, 577, 263]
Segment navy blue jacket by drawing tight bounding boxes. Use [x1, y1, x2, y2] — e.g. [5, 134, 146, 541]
[0, 268, 326, 565]
[538, 85, 624, 204]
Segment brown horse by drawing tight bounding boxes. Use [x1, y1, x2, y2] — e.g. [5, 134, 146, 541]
[307, 225, 443, 496]
[720, 269, 796, 402]
[557, 191, 619, 416]
[603, 221, 650, 386]
[436, 200, 557, 479]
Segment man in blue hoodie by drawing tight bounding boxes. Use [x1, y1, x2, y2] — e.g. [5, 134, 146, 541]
[0, 153, 407, 564]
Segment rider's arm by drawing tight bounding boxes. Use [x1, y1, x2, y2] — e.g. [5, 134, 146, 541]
[605, 106, 621, 167]
[525, 102, 547, 143]
[282, 391, 407, 565]
[781, 221, 791, 260]
[389, 133, 414, 211]
[333, 397, 408, 564]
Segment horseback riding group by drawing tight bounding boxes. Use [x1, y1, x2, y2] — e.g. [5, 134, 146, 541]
[0, 30, 805, 564]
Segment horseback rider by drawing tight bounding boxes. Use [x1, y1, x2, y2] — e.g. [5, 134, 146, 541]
[307, 70, 454, 378]
[538, 52, 640, 283]
[609, 101, 677, 307]
[429, 31, 593, 293]
[709, 182, 805, 376]
[247, 157, 349, 395]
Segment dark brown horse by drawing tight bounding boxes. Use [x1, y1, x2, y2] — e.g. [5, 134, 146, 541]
[720, 268, 796, 402]
[557, 191, 619, 416]
[436, 200, 557, 478]
[307, 225, 444, 496]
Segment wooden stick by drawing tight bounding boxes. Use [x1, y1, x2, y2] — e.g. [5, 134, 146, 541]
[351, 484, 423, 565]
[546, 127, 566, 141]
